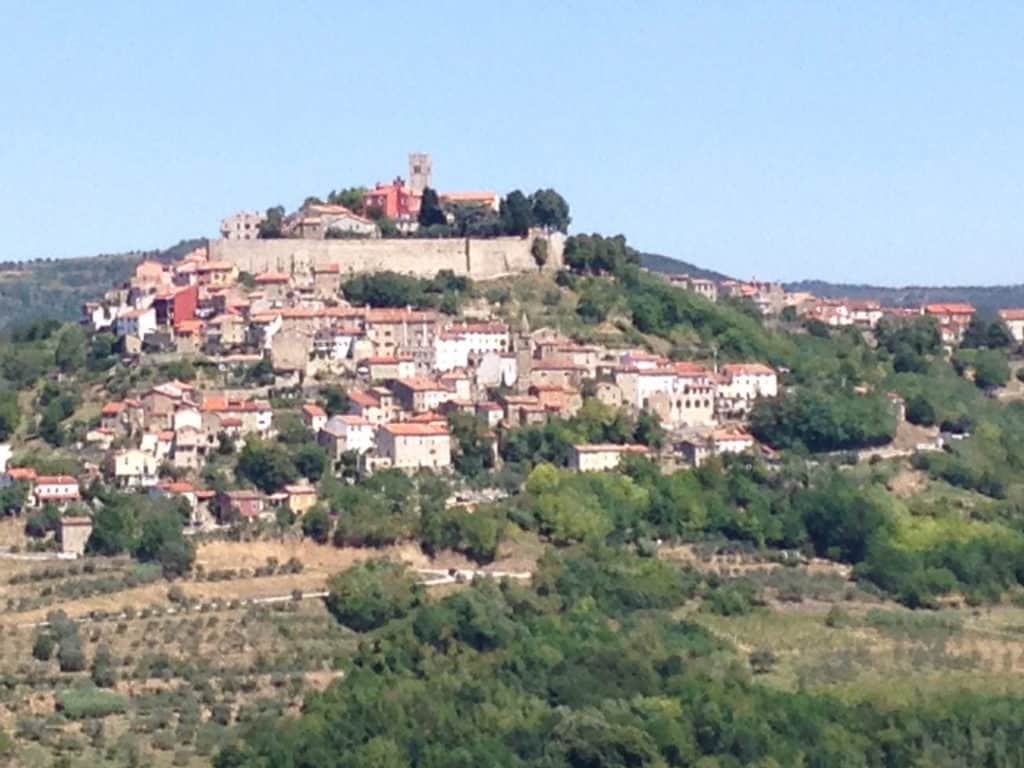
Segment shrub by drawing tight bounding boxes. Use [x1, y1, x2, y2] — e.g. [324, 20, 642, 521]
[325, 560, 423, 632]
[55, 687, 128, 719]
[31, 633, 55, 662]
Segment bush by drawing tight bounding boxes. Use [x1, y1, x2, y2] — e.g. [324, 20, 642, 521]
[31, 633, 55, 661]
[55, 687, 128, 719]
[326, 560, 423, 632]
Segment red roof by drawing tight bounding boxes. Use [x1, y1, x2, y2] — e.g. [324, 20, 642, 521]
[924, 303, 975, 316]
[302, 403, 327, 419]
[393, 377, 445, 392]
[159, 481, 195, 494]
[382, 422, 449, 437]
[348, 390, 380, 408]
[7, 468, 36, 481]
[999, 309, 1024, 322]
[35, 475, 79, 486]
[101, 402, 125, 416]
[254, 272, 291, 284]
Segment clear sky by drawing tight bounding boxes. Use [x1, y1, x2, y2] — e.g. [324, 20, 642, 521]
[3, 2, 1024, 285]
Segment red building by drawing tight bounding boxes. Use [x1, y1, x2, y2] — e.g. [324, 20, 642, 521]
[364, 177, 421, 221]
[153, 285, 198, 328]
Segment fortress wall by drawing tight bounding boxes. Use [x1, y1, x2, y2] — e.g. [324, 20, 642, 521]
[208, 234, 564, 280]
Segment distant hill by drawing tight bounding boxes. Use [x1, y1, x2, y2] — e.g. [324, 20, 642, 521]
[784, 280, 1024, 317]
[639, 252, 1024, 317]
[638, 252, 734, 283]
[0, 238, 205, 333]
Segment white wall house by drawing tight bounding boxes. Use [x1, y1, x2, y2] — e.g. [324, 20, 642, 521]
[434, 322, 510, 372]
[116, 306, 157, 340]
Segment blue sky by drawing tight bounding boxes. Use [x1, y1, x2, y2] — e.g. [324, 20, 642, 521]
[3, 2, 1024, 285]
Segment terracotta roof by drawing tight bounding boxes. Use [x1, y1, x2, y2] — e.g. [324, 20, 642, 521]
[196, 261, 235, 272]
[364, 308, 438, 324]
[393, 377, 445, 392]
[382, 422, 449, 437]
[201, 397, 267, 413]
[924, 303, 975, 315]
[159, 481, 195, 494]
[101, 402, 125, 416]
[302, 403, 327, 418]
[713, 429, 755, 443]
[348, 390, 380, 408]
[284, 484, 317, 495]
[407, 411, 446, 423]
[7, 468, 36, 481]
[175, 320, 204, 334]
[363, 355, 414, 365]
[254, 272, 291, 284]
[999, 309, 1024, 321]
[35, 475, 79, 485]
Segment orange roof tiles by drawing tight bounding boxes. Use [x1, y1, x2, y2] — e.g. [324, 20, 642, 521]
[924, 303, 975, 315]
[254, 272, 291, 284]
[382, 422, 449, 437]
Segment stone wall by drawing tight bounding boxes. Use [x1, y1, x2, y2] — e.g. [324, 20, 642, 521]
[208, 233, 564, 280]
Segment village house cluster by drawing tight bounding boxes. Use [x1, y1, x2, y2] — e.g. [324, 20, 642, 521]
[667, 272, 1024, 349]
[55, 239, 794, 531]
[54, 189, 1024, 540]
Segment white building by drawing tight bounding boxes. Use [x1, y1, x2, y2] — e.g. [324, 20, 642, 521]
[475, 352, 518, 388]
[320, 414, 375, 456]
[115, 306, 157, 340]
[568, 444, 649, 472]
[718, 363, 778, 414]
[220, 211, 266, 240]
[434, 322, 510, 372]
[312, 325, 363, 361]
[376, 423, 452, 471]
[109, 449, 160, 489]
[34, 476, 81, 507]
[998, 309, 1024, 344]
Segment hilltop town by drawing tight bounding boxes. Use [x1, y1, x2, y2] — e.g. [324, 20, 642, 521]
[2, 155, 1013, 558]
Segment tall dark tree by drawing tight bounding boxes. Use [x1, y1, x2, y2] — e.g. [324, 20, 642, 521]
[258, 206, 285, 239]
[530, 188, 571, 232]
[499, 190, 534, 236]
[417, 187, 447, 228]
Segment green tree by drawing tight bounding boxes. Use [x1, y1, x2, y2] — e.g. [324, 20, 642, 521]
[320, 385, 351, 416]
[54, 324, 87, 373]
[294, 443, 328, 481]
[258, 206, 285, 239]
[327, 186, 368, 213]
[32, 632, 55, 661]
[530, 188, 571, 232]
[301, 504, 332, 544]
[499, 190, 534, 236]
[417, 187, 447, 228]
[236, 440, 299, 493]
[530, 237, 549, 271]
[91, 644, 117, 688]
[325, 559, 423, 632]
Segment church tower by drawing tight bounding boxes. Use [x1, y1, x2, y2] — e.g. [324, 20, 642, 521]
[408, 152, 432, 194]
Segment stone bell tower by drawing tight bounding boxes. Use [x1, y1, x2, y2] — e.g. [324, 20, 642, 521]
[408, 152, 432, 194]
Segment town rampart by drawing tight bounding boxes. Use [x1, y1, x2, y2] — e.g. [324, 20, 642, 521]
[208, 233, 564, 279]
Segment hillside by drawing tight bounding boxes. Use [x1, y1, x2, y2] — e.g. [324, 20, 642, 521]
[0, 239, 204, 332]
[640, 252, 1024, 315]
[785, 279, 1024, 315]
[638, 251, 734, 282]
